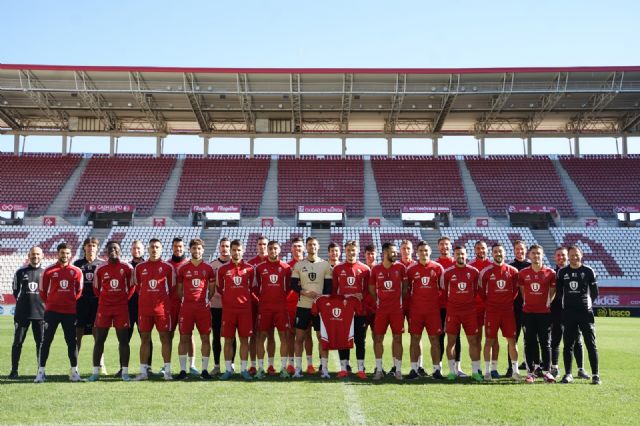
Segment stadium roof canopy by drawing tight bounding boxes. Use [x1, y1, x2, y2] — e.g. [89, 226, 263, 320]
[1, 64, 640, 139]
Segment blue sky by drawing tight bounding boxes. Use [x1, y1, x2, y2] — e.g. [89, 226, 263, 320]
[1, 0, 639, 155]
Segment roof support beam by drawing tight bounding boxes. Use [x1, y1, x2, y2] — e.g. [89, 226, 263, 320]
[128, 72, 167, 133]
[74, 71, 118, 131]
[520, 72, 568, 133]
[474, 73, 514, 134]
[184, 73, 212, 132]
[385, 73, 406, 133]
[566, 72, 624, 132]
[339, 73, 353, 133]
[290, 74, 302, 133]
[433, 74, 459, 132]
[19, 70, 68, 129]
[237, 73, 254, 132]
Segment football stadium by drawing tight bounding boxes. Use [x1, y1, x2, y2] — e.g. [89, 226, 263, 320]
[1, 3, 640, 425]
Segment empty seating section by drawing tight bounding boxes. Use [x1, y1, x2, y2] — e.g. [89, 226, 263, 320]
[0, 226, 91, 295]
[464, 155, 575, 217]
[559, 155, 640, 217]
[67, 155, 176, 216]
[174, 155, 270, 216]
[99, 226, 202, 262]
[211, 227, 312, 263]
[371, 156, 468, 217]
[331, 227, 423, 263]
[440, 227, 549, 265]
[278, 156, 364, 217]
[0, 153, 81, 215]
[549, 227, 640, 280]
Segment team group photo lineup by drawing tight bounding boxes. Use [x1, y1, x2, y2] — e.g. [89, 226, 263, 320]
[10, 232, 601, 385]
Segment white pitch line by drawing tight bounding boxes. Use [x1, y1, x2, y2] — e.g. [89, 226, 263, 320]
[330, 352, 366, 425]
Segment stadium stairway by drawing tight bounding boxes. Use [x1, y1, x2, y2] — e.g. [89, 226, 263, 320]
[314, 229, 332, 255]
[89, 228, 112, 247]
[530, 229, 558, 261]
[201, 227, 222, 261]
[46, 156, 90, 217]
[456, 158, 489, 217]
[259, 157, 279, 217]
[363, 158, 383, 217]
[421, 228, 442, 253]
[551, 158, 597, 222]
[152, 157, 184, 217]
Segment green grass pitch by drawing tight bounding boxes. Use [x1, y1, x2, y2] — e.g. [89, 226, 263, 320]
[0, 316, 638, 425]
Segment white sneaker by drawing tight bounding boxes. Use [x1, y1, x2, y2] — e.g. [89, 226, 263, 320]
[163, 372, 173, 381]
[456, 369, 468, 378]
[292, 370, 303, 378]
[373, 368, 385, 380]
[134, 373, 148, 381]
[320, 370, 330, 379]
[512, 372, 522, 382]
[484, 372, 492, 381]
[210, 366, 221, 375]
[394, 370, 403, 381]
[100, 365, 108, 375]
[69, 371, 85, 382]
[34, 371, 46, 383]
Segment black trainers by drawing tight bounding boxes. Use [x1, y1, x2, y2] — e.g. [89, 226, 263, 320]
[432, 370, 444, 380]
[504, 367, 513, 378]
[591, 375, 601, 385]
[8, 370, 18, 379]
[417, 367, 429, 378]
[577, 369, 591, 380]
[534, 367, 544, 378]
[561, 373, 573, 384]
[201, 370, 212, 380]
[176, 370, 188, 380]
[387, 366, 396, 377]
[114, 368, 123, 378]
[518, 361, 527, 370]
[407, 369, 420, 380]
[550, 366, 559, 377]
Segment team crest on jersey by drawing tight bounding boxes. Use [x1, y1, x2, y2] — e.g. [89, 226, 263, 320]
[148, 279, 158, 290]
[86, 273, 94, 281]
[110, 279, 119, 289]
[383, 280, 393, 290]
[531, 282, 541, 292]
[28, 282, 38, 292]
[421, 276, 428, 285]
[269, 274, 278, 284]
[308, 272, 317, 281]
[192, 278, 201, 288]
[457, 282, 467, 291]
[332, 307, 342, 318]
[496, 280, 506, 290]
[233, 276, 242, 286]
[59, 280, 69, 290]
[569, 281, 578, 291]
[347, 276, 356, 286]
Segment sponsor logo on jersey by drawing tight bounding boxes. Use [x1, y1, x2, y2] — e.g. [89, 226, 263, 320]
[383, 280, 393, 290]
[119, 269, 124, 275]
[457, 282, 467, 291]
[110, 279, 119, 289]
[569, 281, 578, 291]
[28, 282, 38, 292]
[347, 276, 355, 286]
[308, 272, 317, 281]
[148, 279, 158, 290]
[496, 280, 506, 290]
[332, 307, 342, 318]
[530, 282, 541, 292]
[233, 276, 242, 286]
[269, 274, 278, 284]
[59, 280, 69, 290]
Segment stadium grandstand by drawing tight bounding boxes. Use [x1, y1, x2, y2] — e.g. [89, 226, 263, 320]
[1, 64, 640, 316]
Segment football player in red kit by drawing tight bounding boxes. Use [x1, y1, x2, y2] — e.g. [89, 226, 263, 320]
[440, 245, 482, 382]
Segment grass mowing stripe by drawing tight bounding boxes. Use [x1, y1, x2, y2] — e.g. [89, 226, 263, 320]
[330, 351, 366, 425]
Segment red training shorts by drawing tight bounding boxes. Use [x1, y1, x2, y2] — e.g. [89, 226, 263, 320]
[221, 309, 253, 338]
[179, 306, 212, 335]
[373, 309, 404, 335]
[484, 309, 516, 339]
[95, 305, 130, 329]
[445, 309, 478, 336]
[408, 309, 442, 336]
[138, 312, 171, 333]
[257, 309, 290, 332]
